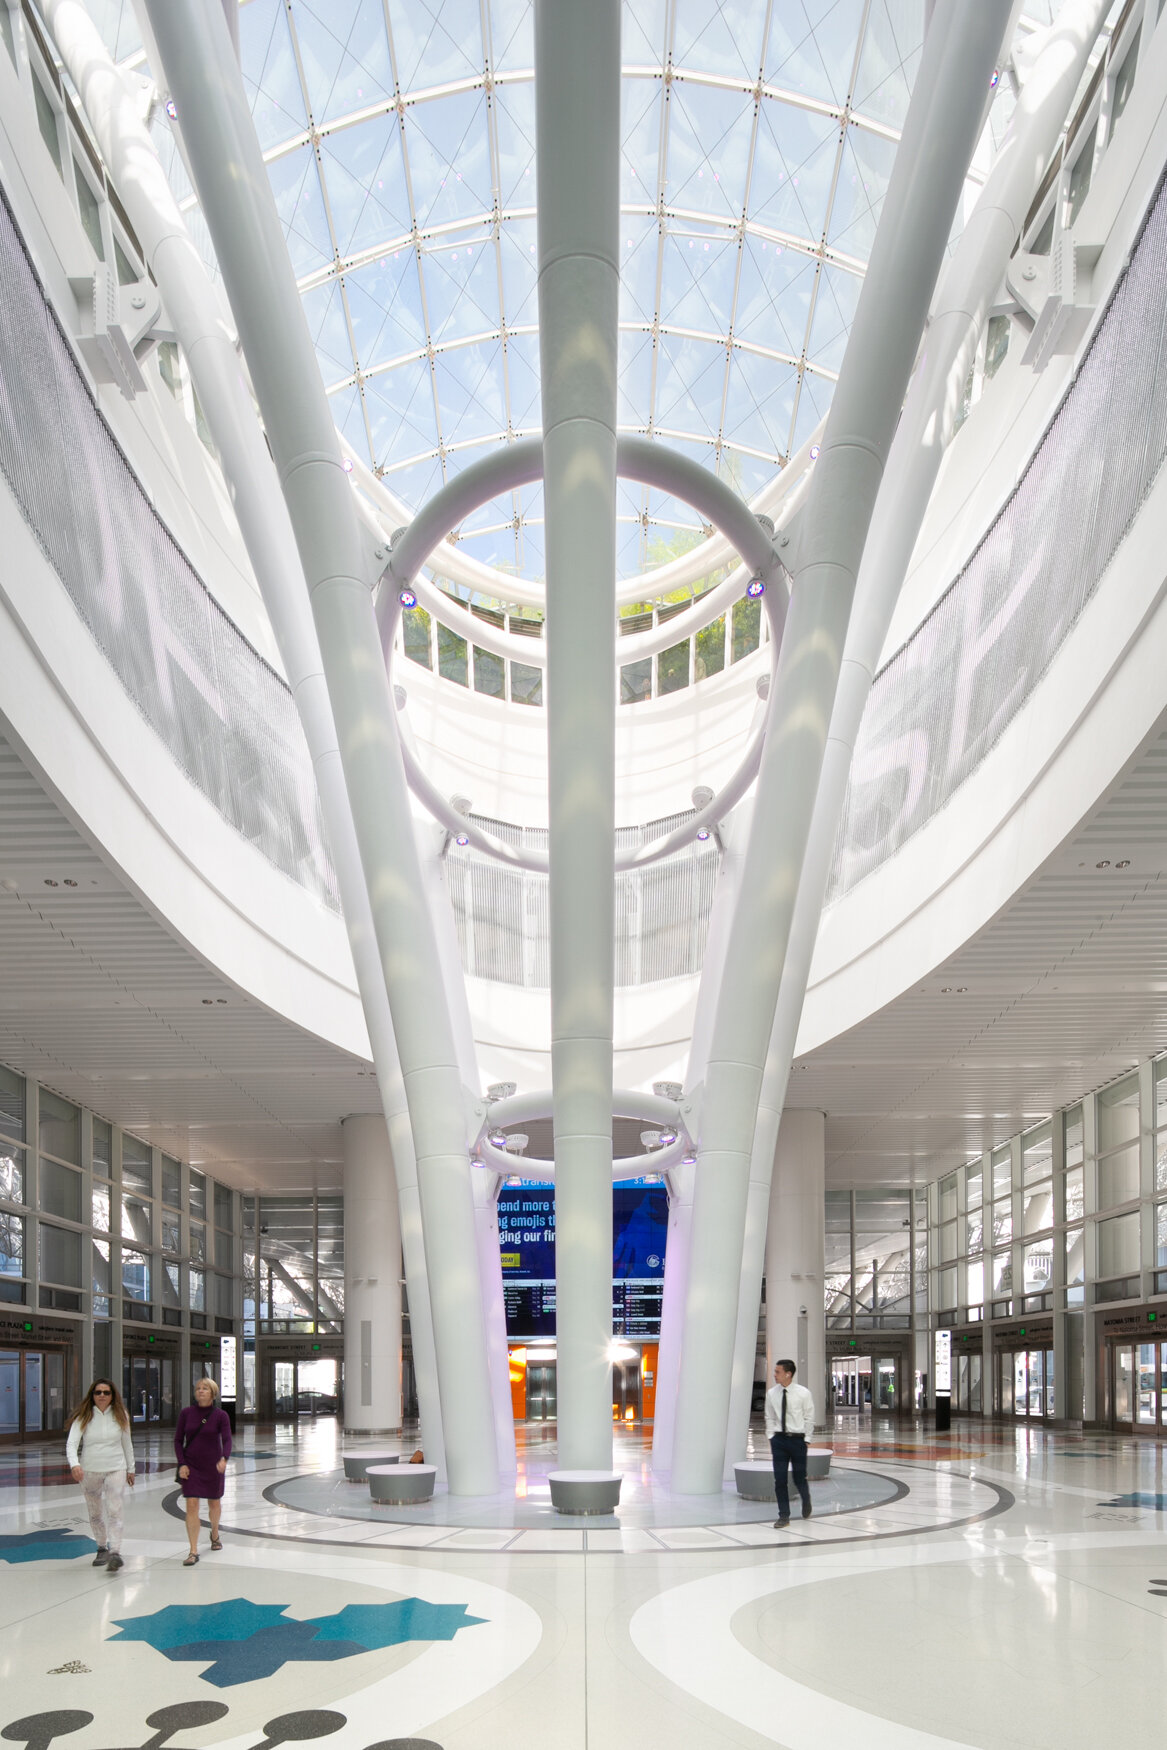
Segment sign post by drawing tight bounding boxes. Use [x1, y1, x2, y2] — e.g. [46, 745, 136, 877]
[220, 1334, 238, 1433]
[934, 1328, 951, 1432]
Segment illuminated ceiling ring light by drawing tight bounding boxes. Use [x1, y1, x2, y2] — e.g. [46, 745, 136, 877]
[476, 1088, 692, 1184]
[379, 436, 789, 876]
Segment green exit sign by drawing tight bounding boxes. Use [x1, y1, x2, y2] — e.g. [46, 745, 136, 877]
[312, 1343, 321, 1352]
[1149, 1311, 1158, 1324]
[23, 1321, 32, 1332]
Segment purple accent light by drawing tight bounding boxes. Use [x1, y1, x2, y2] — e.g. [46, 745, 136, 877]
[746, 578, 764, 599]
[398, 588, 418, 608]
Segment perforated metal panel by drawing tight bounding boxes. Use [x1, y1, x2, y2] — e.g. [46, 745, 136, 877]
[0, 190, 339, 910]
[828, 169, 1167, 902]
[447, 812, 720, 989]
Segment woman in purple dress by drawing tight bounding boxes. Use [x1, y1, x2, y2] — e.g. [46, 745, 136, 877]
[175, 1375, 231, 1565]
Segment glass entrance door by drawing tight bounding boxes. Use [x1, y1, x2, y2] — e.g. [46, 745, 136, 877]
[294, 1358, 338, 1415]
[124, 1354, 174, 1424]
[0, 1349, 69, 1441]
[1114, 1344, 1134, 1424]
[831, 1355, 874, 1409]
[1111, 1341, 1167, 1429]
[526, 1362, 557, 1420]
[0, 1351, 17, 1438]
[1000, 1348, 1055, 1418]
[875, 1357, 897, 1411]
[611, 1360, 641, 1424]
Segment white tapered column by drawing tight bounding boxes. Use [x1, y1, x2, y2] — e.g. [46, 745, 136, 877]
[716, 0, 1109, 1464]
[147, 0, 497, 1495]
[765, 1112, 826, 1410]
[670, 0, 1013, 1493]
[45, 0, 450, 1477]
[536, 0, 621, 1471]
[342, 1114, 402, 1435]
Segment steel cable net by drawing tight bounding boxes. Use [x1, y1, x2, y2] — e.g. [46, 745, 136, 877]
[827, 167, 1167, 902]
[0, 189, 339, 911]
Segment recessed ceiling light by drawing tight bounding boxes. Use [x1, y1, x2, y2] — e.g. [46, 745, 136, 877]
[1116, 859, 1130, 868]
[1096, 859, 1110, 868]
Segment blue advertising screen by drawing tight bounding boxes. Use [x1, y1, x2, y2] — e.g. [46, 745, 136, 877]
[498, 1181, 667, 1339]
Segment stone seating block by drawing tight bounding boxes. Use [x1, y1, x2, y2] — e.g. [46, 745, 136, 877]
[367, 1463, 436, 1504]
[734, 1450, 831, 1500]
[343, 1453, 399, 1482]
[548, 1470, 623, 1515]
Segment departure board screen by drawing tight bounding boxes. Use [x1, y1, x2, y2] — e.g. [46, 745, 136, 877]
[498, 1180, 667, 1339]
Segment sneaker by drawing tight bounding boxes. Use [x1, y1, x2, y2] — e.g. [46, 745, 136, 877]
[92, 1549, 108, 1567]
[802, 1501, 813, 1519]
[773, 1518, 791, 1529]
[104, 1552, 124, 1572]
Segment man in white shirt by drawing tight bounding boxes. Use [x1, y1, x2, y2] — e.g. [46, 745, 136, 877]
[764, 1358, 815, 1529]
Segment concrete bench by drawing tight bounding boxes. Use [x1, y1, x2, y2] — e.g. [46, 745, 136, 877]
[548, 1470, 622, 1515]
[342, 1453, 399, 1482]
[367, 1463, 436, 1504]
[734, 1450, 832, 1500]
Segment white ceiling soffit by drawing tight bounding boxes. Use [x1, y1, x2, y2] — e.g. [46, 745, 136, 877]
[790, 723, 1167, 1188]
[0, 731, 379, 1191]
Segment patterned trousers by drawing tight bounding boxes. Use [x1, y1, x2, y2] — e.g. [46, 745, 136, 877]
[81, 1469, 126, 1553]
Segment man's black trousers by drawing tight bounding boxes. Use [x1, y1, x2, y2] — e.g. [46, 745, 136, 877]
[769, 1431, 810, 1519]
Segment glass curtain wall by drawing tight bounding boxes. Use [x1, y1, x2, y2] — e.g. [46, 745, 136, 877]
[929, 1049, 1167, 1421]
[243, 1195, 344, 1336]
[0, 1058, 243, 1429]
[824, 1189, 927, 1335]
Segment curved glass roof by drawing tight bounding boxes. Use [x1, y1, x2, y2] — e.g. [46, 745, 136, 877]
[101, 0, 1063, 586]
[235, 0, 929, 583]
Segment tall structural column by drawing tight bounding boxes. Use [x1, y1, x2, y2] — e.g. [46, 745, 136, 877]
[718, 0, 1109, 1465]
[764, 1112, 826, 1408]
[652, 799, 754, 1476]
[535, 0, 622, 1470]
[670, 1, 1013, 1494]
[342, 1115, 402, 1436]
[147, 0, 498, 1495]
[47, 0, 449, 1476]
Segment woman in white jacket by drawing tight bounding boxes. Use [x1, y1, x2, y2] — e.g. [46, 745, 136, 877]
[65, 1378, 136, 1570]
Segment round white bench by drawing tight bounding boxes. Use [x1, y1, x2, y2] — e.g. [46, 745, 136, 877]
[734, 1450, 832, 1500]
[342, 1453, 399, 1482]
[367, 1463, 436, 1504]
[548, 1470, 622, 1515]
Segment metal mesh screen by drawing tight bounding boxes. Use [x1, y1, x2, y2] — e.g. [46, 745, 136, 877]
[0, 190, 339, 909]
[827, 169, 1167, 902]
[448, 812, 720, 988]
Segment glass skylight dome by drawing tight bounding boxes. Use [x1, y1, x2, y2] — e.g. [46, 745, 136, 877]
[101, 0, 1060, 591]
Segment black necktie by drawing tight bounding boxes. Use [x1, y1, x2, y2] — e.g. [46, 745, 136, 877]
[781, 1387, 787, 1433]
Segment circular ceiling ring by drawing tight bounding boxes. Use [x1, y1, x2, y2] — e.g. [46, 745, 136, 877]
[476, 1129, 692, 1183]
[379, 436, 789, 874]
[376, 435, 788, 657]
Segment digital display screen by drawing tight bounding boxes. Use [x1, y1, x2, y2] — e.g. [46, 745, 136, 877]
[498, 1181, 667, 1339]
